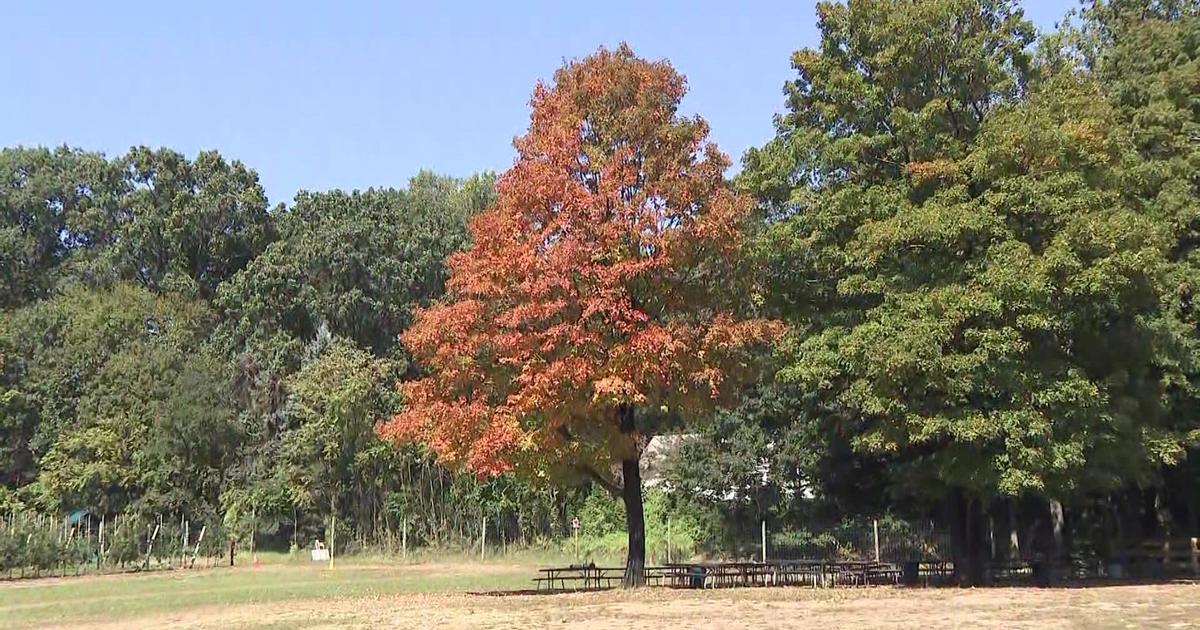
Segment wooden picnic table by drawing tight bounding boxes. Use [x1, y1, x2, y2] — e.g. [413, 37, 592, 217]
[660, 561, 780, 588]
[660, 559, 904, 588]
[534, 565, 624, 591]
[535, 559, 947, 591]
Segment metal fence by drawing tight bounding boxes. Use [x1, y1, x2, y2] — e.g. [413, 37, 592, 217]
[715, 518, 952, 564]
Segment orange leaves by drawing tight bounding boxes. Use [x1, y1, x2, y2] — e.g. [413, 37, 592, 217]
[376, 45, 782, 477]
[701, 316, 788, 354]
[905, 159, 960, 185]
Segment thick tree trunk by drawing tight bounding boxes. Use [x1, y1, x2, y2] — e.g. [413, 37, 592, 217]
[1185, 456, 1199, 537]
[1047, 498, 1065, 584]
[948, 489, 968, 585]
[618, 404, 646, 588]
[622, 455, 646, 587]
[948, 488, 984, 586]
[1111, 494, 1126, 565]
[1049, 499, 1064, 561]
[1007, 498, 1020, 561]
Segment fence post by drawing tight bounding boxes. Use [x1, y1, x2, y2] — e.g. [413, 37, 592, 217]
[481, 516, 487, 559]
[873, 519, 881, 562]
[191, 526, 206, 568]
[250, 506, 257, 564]
[143, 523, 160, 571]
[181, 515, 188, 569]
[402, 519, 407, 559]
[761, 520, 767, 563]
[98, 516, 105, 570]
[667, 515, 672, 564]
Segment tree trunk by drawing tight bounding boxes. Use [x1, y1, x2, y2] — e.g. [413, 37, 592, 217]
[948, 488, 984, 586]
[1183, 456, 1199, 537]
[1007, 498, 1020, 561]
[622, 456, 646, 587]
[618, 404, 646, 588]
[1047, 498, 1065, 584]
[1049, 499, 1063, 555]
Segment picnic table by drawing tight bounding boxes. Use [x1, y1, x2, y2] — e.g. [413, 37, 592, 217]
[534, 559, 948, 591]
[534, 565, 625, 591]
[659, 559, 906, 589]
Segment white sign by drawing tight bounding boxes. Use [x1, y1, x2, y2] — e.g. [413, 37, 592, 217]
[571, 517, 580, 530]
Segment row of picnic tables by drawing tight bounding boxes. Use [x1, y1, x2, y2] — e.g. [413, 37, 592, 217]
[535, 559, 953, 591]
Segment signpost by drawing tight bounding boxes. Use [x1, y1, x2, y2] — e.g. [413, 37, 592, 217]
[572, 517, 580, 561]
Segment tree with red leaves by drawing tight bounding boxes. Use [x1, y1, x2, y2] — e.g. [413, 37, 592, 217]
[378, 44, 781, 587]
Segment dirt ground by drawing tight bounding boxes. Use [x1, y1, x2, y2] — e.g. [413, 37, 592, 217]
[58, 582, 1200, 629]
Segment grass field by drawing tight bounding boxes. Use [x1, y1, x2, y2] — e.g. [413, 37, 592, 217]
[2, 555, 1199, 629]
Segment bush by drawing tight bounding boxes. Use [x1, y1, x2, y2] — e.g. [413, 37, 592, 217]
[569, 487, 705, 563]
[0, 523, 17, 576]
[106, 516, 144, 567]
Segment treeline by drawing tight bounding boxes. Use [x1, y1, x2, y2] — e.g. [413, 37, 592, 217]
[0, 146, 582, 550]
[2, 0, 1199, 579]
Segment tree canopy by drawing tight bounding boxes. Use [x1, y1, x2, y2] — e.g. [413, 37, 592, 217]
[380, 44, 780, 585]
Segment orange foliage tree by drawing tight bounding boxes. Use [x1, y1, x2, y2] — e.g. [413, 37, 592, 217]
[377, 45, 781, 586]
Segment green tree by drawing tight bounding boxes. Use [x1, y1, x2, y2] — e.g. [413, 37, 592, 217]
[0, 284, 211, 511]
[0, 381, 38, 488]
[1075, 0, 1200, 535]
[215, 172, 494, 373]
[0, 147, 116, 308]
[82, 147, 276, 298]
[140, 351, 243, 516]
[278, 338, 393, 542]
[743, 0, 1191, 582]
[741, 0, 1034, 214]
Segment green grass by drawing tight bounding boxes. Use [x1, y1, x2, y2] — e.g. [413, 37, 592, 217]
[0, 553, 536, 629]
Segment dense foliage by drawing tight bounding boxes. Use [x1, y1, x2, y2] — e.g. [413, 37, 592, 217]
[0, 148, 582, 554]
[1, 0, 1197, 587]
[726, 0, 1200, 582]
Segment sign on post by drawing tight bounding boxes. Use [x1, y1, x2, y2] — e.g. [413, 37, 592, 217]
[311, 539, 330, 562]
[572, 517, 581, 561]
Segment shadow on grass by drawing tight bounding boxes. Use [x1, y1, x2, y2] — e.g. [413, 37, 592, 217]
[468, 588, 616, 596]
[468, 575, 1200, 597]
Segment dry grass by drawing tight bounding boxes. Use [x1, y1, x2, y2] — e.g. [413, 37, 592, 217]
[46, 580, 1200, 629]
[4, 560, 1199, 629]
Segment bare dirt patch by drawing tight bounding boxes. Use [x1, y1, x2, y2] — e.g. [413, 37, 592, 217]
[60, 582, 1200, 629]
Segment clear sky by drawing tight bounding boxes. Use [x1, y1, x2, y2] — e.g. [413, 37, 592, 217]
[3, 1, 1079, 206]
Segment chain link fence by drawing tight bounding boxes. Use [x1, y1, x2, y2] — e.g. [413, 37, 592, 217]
[703, 517, 951, 564]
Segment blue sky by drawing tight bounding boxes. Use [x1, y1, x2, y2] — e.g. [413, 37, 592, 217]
[4, 1, 1079, 205]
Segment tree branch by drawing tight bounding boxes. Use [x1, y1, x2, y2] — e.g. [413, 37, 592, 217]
[578, 465, 624, 498]
[557, 424, 624, 497]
